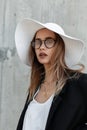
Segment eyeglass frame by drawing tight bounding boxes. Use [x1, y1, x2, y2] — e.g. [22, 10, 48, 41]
[31, 37, 57, 49]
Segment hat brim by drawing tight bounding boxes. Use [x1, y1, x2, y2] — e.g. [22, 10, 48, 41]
[15, 18, 85, 69]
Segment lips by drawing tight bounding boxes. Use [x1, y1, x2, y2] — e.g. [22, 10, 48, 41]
[39, 52, 48, 58]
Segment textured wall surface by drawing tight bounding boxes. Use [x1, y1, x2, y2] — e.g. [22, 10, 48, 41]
[0, 0, 87, 129]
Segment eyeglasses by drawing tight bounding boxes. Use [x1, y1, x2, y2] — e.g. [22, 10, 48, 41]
[31, 37, 57, 49]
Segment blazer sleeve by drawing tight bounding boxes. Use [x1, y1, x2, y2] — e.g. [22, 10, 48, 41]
[78, 73, 87, 108]
[75, 125, 87, 130]
[76, 73, 87, 130]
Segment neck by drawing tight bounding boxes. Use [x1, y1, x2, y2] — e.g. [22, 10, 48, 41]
[44, 64, 56, 83]
[40, 65, 57, 97]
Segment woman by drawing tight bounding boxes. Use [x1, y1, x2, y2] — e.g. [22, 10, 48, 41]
[15, 18, 87, 130]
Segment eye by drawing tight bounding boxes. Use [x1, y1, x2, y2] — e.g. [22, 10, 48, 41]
[48, 38, 54, 42]
[45, 38, 55, 44]
[32, 39, 42, 49]
[35, 39, 41, 45]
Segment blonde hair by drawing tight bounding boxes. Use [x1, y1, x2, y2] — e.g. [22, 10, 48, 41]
[28, 29, 84, 100]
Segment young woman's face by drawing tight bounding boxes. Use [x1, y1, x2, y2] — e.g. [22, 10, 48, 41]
[34, 28, 57, 67]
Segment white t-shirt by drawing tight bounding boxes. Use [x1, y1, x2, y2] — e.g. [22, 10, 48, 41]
[23, 88, 54, 130]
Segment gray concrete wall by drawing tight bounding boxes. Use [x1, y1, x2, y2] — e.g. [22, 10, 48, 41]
[0, 0, 87, 129]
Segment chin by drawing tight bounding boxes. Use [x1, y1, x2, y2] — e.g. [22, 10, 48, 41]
[38, 60, 49, 64]
[39, 61, 51, 67]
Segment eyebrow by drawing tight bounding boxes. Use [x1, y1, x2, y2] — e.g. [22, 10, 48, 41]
[35, 37, 55, 40]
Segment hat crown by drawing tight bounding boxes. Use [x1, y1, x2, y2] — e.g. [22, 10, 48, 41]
[44, 23, 65, 35]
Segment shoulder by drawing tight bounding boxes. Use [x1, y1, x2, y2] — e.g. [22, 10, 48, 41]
[77, 73, 87, 85]
[76, 73, 87, 100]
[67, 72, 87, 86]
[67, 72, 87, 96]
[67, 73, 87, 106]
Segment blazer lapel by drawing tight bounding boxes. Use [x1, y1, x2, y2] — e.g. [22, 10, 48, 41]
[16, 96, 32, 130]
[45, 80, 70, 130]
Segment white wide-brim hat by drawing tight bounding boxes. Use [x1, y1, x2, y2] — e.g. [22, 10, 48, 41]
[15, 18, 85, 69]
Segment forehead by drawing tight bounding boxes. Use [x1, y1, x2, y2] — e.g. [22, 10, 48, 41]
[35, 28, 56, 39]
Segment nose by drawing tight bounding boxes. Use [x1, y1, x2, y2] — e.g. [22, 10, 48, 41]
[40, 41, 46, 49]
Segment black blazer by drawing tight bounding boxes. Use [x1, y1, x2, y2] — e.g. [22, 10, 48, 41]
[16, 73, 87, 130]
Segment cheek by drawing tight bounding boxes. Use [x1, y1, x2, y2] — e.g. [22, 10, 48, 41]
[48, 48, 55, 58]
[35, 49, 39, 58]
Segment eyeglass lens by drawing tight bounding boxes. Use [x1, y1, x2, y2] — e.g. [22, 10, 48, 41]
[32, 37, 56, 49]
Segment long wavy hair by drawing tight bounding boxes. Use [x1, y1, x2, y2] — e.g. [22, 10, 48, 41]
[28, 28, 84, 100]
